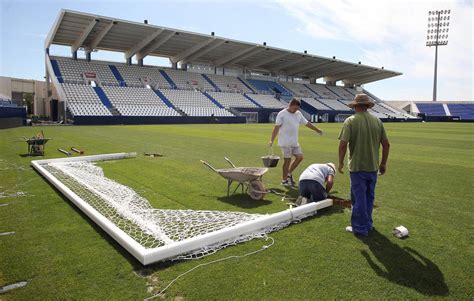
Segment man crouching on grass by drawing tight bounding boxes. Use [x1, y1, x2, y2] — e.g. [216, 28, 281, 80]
[269, 99, 323, 186]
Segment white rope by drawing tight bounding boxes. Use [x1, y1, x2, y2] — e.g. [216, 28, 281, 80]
[143, 236, 275, 301]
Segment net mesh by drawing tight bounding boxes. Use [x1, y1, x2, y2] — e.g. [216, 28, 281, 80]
[42, 161, 303, 260]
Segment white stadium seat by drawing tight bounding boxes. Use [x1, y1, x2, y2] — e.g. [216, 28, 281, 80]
[61, 83, 112, 116]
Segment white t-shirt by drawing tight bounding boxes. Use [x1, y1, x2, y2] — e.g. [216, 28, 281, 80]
[275, 109, 308, 147]
[299, 164, 335, 186]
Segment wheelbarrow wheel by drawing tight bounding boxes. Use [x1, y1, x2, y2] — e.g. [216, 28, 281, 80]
[248, 180, 266, 200]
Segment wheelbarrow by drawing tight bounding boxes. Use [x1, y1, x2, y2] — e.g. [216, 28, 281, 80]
[201, 157, 268, 200]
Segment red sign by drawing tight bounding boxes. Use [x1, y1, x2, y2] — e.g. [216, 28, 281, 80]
[84, 72, 97, 79]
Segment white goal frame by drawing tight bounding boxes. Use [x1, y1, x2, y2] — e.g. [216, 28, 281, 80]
[32, 153, 333, 265]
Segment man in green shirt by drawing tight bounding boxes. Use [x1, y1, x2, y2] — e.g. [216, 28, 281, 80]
[338, 94, 390, 237]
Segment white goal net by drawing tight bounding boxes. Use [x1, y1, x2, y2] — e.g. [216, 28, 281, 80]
[32, 153, 332, 265]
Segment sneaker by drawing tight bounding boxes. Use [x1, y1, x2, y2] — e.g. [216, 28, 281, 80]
[345, 226, 368, 237]
[295, 196, 308, 206]
[287, 174, 295, 186]
[280, 179, 291, 187]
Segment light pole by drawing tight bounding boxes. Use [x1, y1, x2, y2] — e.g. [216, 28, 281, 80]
[426, 9, 450, 101]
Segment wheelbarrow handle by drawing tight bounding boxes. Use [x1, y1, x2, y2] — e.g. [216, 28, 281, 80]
[224, 157, 236, 168]
[200, 160, 218, 173]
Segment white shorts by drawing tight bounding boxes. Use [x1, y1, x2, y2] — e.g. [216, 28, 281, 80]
[280, 146, 303, 159]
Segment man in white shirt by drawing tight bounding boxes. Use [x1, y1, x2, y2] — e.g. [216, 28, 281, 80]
[295, 163, 336, 206]
[269, 99, 323, 186]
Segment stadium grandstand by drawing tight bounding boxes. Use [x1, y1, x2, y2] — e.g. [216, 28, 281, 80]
[411, 101, 474, 121]
[41, 9, 420, 125]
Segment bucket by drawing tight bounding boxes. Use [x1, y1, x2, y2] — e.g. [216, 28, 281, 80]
[261, 147, 280, 168]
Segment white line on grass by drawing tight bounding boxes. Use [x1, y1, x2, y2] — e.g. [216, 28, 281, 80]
[0, 231, 15, 236]
[0, 281, 28, 293]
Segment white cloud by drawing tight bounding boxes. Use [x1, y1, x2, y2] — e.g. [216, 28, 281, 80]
[275, 0, 473, 101]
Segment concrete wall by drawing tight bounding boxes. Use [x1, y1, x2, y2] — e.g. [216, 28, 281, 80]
[0, 76, 48, 116]
[0, 77, 12, 98]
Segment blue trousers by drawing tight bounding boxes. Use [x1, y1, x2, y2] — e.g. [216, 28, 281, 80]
[350, 172, 378, 236]
[299, 180, 327, 202]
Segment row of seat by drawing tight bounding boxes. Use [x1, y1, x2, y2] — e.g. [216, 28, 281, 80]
[245, 94, 286, 109]
[114, 64, 171, 88]
[180, 106, 234, 117]
[165, 69, 215, 91]
[207, 91, 258, 108]
[62, 84, 112, 116]
[102, 86, 168, 106]
[115, 105, 180, 117]
[206, 74, 253, 93]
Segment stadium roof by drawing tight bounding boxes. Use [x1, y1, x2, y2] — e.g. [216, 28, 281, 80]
[45, 9, 402, 85]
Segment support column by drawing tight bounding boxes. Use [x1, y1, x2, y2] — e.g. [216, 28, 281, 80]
[214, 66, 217, 74]
[326, 80, 336, 86]
[310, 78, 316, 84]
[171, 62, 178, 69]
[433, 44, 438, 101]
[126, 57, 132, 65]
[72, 51, 77, 60]
[138, 58, 143, 66]
[45, 49, 52, 121]
[86, 51, 91, 62]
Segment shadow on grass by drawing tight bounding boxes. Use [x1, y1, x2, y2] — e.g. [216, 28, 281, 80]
[216, 194, 272, 208]
[360, 230, 449, 296]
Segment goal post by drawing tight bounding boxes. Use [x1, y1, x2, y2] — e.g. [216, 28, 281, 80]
[31, 153, 332, 265]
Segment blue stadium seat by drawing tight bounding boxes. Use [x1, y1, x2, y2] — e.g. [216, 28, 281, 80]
[416, 103, 446, 116]
[447, 104, 474, 120]
[246, 79, 292, 97]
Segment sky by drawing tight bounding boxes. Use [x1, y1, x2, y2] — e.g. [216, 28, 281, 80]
[0, 0, 472, 101]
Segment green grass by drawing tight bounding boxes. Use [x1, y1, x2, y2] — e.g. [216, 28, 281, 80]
[0, 123, 473, 300]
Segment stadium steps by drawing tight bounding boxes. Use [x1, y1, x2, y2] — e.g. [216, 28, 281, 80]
[202, 91, 225, 108]
[246, 79, 292, 97]
[243, 94, 263, 108]
[227, 107, 242, 116]
[109, 107, 121, 116]
[159, 70, 177, 89]
[325, 85, 343, 98]
[300, 100, 319, 115]
[92, 86, 117, 116]
[442, 103, 451, 116]
[152, 88, 176, 109]
[50, 59, 64, 83]
[344, 87, 356, 96]
[109, 65, 126, 87]
[237, 77, 256, 93]
[303, 84, 322, 97]
[201, 74, 221, 92]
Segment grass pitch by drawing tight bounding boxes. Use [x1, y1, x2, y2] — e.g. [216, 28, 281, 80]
[0, 123, 473, 300]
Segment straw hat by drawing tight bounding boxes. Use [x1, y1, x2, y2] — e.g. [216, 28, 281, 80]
[348, 94, 374, 108]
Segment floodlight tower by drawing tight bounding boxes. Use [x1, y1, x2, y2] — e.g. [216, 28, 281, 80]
[426, 9, 451, 101]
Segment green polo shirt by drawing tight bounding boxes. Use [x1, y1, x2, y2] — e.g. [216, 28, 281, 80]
[338, 112, 388, 172]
